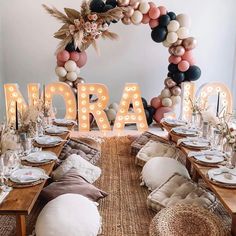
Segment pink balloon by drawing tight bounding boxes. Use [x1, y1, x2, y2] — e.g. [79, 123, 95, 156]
[169, 55, 182, 64]
[182, 51, 196, 66]
[57, 50, 70, 62]
[150, 97, 162, 109]
[149, 2, 156, 8]
[70, 51, 80, 62]
[158, 6, 167, 16]
[142, 14, 151, 24]
[153, 107, 173, 123]
[76, 51, 87, 68]
[57, 60, 65, 67]
[178, 60, 190, 72]
[148, 7, 160, 20]
[149, 19, 159, 28]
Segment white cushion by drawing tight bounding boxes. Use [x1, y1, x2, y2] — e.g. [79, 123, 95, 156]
[136, 140, 177, 166]
[35, 194, 101, 236]
[141, 157, 190, 191]
[52, 154, 101, 183]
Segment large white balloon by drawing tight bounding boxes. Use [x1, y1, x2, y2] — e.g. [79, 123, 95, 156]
[176, 14, 191, 28]
[131, 10, 143, 25]
[167, 20, 180, 32]
[75, 67, 81, 76]
[55, 67, 67, 77]
[177, 27, 190, 39]
[106, 109, 117, 121]
[162, 40, 172, 48]
[161, 88, 171, 98]
[162, 98, 173, 107]
[139, 2, 150, 14]
[171, 95, 181, 106]
[66, 72, 77, 82]
[166, 32, 178, 44]
[64, 60, 77, 72]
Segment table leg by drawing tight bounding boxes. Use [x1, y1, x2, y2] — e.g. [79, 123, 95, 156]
[232, 214, 236, 236]
[16, 215, 26, 236]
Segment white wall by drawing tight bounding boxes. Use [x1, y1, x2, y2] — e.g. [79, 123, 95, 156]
[0, 0, 236, 116]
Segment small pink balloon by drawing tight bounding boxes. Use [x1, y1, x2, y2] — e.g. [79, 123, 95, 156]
[178, 60, 190, 72]
[149, 19, 159, 28]
[153, 107, 173, 123]
[57, 50, 70, 62]
[148, 7, 160, 20]
[148, 2, 156, 8]
[158, 6, 167, 16]
[168, 55, 182, 64]
[70, 51, 80, 62]
[182, 50, 196, 65]
[150, 97, 162, 109]
[142, 14, 151, 24]
[76, 51, 87, 68]
[57, 60, 65, 67]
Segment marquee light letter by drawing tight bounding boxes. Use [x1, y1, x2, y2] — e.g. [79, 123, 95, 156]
[45, 82, 77, 120]
[180, 82, 196, 121]
[4, 84, 28, 123]
[28, 83, 40, 105]
[114, 83, 148, 132]
[77, 83, 111, 132]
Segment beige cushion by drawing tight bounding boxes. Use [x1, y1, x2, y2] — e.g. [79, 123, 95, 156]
[147, 174, 216, 212]
[136, 140, 177, 166]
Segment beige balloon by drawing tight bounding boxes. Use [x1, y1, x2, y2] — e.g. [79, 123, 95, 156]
[130, 0, 140, 10]
[122, 17, 131, 25]
[117, 0, 130, 7]
[183, 37, 197, 51]
[166, 32, 178, 44]
[124, 6, 134, 18]
[177, 27, 190, 39]
[173, 46, 185, 56]
[131, 10, 143, 25]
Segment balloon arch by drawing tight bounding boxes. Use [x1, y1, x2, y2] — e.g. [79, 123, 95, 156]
[44, 0, 201, 123]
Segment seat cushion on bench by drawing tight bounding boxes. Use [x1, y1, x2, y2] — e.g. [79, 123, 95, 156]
[59, 138, 101, 164]
[41, 168, 108, 202]
[147, 174, 216, 212]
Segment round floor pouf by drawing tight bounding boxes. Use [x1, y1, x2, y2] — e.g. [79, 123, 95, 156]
[149, 203, 230, 236]
[36, 194, 101, 236]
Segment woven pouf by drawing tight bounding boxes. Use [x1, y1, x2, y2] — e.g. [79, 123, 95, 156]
[149, 204, 230, 236]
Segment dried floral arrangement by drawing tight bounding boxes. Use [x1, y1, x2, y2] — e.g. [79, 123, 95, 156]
[43, 1, 124, 53]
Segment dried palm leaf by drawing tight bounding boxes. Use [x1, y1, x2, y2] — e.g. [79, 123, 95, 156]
[55, 36, 73, 54]
[64, 8, 81, 21]
[42, 4, 71, 24]
[101, 30, 119, 40]
[81, 0, 91, 18]
[54, 29, 68, 40]
[96, 7, 124, 22]
[73, 30, 84, 49]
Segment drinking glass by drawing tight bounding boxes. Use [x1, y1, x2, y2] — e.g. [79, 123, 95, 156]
[212, 130, 223, 150]
[0, 156, 11, 192]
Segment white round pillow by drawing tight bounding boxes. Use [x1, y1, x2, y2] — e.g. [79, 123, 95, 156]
[36, 194, 101, 236]
[141, 157, 190, 191]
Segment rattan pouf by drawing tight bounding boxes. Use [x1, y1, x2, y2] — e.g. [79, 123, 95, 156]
[149, 203, 230, 236]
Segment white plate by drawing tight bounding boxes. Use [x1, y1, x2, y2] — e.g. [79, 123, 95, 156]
[45, 126, 68, 134]
[24, 151, 57, 163]
[34, 136, 62, 145]
[194, 154, 224, 164]
[172, 126, 199, 136]
[162, 118, 187, 126]
[54, 119, 76, 125]
[183, 139, 210, 149]
[208, 168, 236, 185]
[10, 168, 45, 184]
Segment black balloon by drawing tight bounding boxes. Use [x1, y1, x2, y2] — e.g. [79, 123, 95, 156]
[90, 0, 105, 13]
[168, 63, 179, 73]
[145, 109, 153, 126]
[167, 72, 173, 78]
[185, 66, 201, 81]
[173, 72, 185, 84]
[151, 26, 167, 43]
[65, 42, 76, 52]
[103, 4, 114, 12]
[142, 97, 148, 109]
[168, 12, 176, 20]
[147, 105, 156, 117]
[112, 19, 119, 23]
[159, 15, 171, 27]
[106, 0, 117, 7]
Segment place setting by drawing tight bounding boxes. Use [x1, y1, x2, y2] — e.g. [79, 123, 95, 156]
[45, 126, 69, 136]
[177, 137, 211, 150]
[33, 135, 64, 148]
[161, 118, 188, 128]
[53, 119, 77, 127]
[171, 126, 200, 137]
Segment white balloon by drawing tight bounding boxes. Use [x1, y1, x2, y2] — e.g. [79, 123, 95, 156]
[162, 40, 171, 48]
[166, 32, 178, 44]
[106, 108, 117, 121]
[64, 60, 77, 72]
[75, 67, 81, 76]
[139, 2, 150, 14]
[55, 67, 67, 78]
[167, 20, 180, 32]
[176, 14, 191, 28]
[162, 98, 173, 107]
[66, 72, 77, 82]
[171, 95, 181, 106]
[109, 102, 119, 112]
[161, 88, 171, 98]
[177, 27, 190, 39]
[131, 10, 143, 25]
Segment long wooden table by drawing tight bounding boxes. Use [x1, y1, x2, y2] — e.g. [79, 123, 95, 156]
[0, 132, 69, 236]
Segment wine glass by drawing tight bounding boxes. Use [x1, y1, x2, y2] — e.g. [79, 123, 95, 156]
[0, 156, 11, 192]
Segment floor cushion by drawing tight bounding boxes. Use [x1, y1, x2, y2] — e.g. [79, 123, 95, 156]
[52, 154, 101, 183]
[136, 140, 177, 166]
[141, 157, 190, 191]
[147, 174, 216, 212]
[35, 194, 102, 236]
[59, 138, 101, 165]
[41, 168, 108, 202]
[149, 203, 230, 236]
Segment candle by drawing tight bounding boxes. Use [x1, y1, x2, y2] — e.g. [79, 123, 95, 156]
[216, 92, 220, 117]
[15, 101, 18, 131]
[43, 84, 46, 116]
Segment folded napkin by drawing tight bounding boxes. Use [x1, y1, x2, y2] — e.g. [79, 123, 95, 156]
[34, 136, 62, 145]
[14, 171, 49, 183]
[22, 152, 58, 162]
[188, 150, 225, 158]
[177, 137, 209, 146]
[54, 119, 77, 125]
[46, 126, 68, 134]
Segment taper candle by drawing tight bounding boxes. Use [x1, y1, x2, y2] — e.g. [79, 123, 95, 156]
[216, 92, 220, 117]
[15, 101, 18, 131]
[43, 84, 46, 116]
